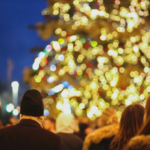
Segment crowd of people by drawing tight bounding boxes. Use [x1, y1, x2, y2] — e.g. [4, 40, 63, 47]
[0, 89, 150, 150]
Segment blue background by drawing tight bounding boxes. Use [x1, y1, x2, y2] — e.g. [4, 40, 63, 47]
[0, 0, 48, 82]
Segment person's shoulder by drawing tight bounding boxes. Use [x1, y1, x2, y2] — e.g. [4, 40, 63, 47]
[0, 125, 16, 136]
[0, 125, 15, 132]
[83, 124, 119, 150]
[73, 133, 83, 142]
[41, 128, 61, 140]
[59, 133, 83, 143]
[127, 135, 150, 150]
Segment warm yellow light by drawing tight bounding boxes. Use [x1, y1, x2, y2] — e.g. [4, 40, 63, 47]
[100, 35, 106, 41]
[133, 46, 139, 52]
[79, 103, 85, 109]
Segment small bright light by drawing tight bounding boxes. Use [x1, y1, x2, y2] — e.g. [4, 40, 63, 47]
[96, 110, 102, 117]
[6, 103, 14, 113]
[38, 52, 45, 59]
[79, 103, 85, 109]
[52, 42, 61, 51]
[125, 99, 132, 106]
[44, 109, 49, 116]
[61, 90, 69, 97]
[140, 94, 145, 100]
[91, 9, 99, 19]
[98, 57, 105, 63]
[119, 67, 125, 73]
[11, 81, 19, 108]
[147, 86, 150, 92]
[50, 64, 56, 71]
[63, 103, 71, 114]
[100, 35, 106, 41]
[58, 54, 65, 61]
[34, 57, 41, 63]
[11, 81, 19, 88]
[144, 67, 149, 73]
[110, 81, 117, 87]
[32, 63, 39, 70]
[34, 75, 41, 83]
[11, 81, 19, 93]
[13, 109, 19, 116]
[52, 84, 64, 93]
[69, 35, 77, 42]
[87, 112, 93, 118]
[47, 77, 55, 83]
[91, 106, 98, 114]
[133, 46, 139, 52]
[56, 102, 63, 110]
[45, 45, 52, 53]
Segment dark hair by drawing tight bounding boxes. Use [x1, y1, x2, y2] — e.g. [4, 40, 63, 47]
[110, 104, 144, 150]
[137, 96, 150, 135]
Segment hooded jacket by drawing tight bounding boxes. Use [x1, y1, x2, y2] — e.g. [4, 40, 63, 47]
[56, 113, 83, 150]
[83, 123, 119, 150]
[127, 135, 150, 150]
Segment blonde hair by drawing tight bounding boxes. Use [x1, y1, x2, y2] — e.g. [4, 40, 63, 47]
[101, 108, 118, 126]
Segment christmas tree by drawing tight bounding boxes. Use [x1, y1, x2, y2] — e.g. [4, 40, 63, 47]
[24, 0, 150, 119]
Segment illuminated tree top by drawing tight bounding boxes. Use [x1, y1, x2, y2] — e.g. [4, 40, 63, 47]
[31, 0, 150, 40]
[25, 0, 150, 119]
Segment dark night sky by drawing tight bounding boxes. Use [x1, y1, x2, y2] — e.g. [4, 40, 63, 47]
[0, 0, 49, 82]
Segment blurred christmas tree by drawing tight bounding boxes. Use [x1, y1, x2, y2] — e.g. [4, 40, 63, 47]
[25, 0, 150, 119]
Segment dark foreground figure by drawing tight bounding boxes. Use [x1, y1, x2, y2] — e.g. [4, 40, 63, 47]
[0, 89, 62, 150]
[0, 119, 62, 150]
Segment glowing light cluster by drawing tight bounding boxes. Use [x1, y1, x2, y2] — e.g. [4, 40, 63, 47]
[32, 28, 150, 118]
[6, 103, 14, 113]
[6, 103, 19, 116]
[30, 0, 150, 119]
[43, 0, 150, 37]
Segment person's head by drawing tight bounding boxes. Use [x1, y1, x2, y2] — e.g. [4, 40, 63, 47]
[10, 117, 19, 125]
[137, 96, 150, 135]
[110, 104, 145, 150]
[56, 113, 75, 134]
[79, 123, 91, 135]
[100, 107, 118, 127]
[20, 89, 44, 124]
[44, 117, 56, 131]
